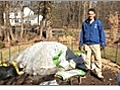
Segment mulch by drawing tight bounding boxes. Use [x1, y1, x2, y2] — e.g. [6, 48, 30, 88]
[0, 67, 118, 85]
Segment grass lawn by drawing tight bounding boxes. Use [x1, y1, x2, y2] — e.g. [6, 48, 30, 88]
[0, 44, 32, 64]
[0, 42, 120, 66]
[68, 44, 120, 66]
[101, 46, 120, 65]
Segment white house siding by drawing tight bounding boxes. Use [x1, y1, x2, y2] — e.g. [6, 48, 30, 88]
[9, 12, 21, 25]
[16, 12, 21, 18]
[10, 19, 15, 26]
[9, 12, 14, 18]
[4, 7, 43, 26]
[31, 15, 43, 25]
[24, 7, 34, 17]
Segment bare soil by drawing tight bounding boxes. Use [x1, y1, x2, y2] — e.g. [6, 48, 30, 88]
[0, 58, 119, 85]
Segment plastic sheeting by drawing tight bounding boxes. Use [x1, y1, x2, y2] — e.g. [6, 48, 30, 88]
[65, 48, 87, 71]
[39, 80, 59, 85]
[9, 41, 87, 76]
[9, 41, 68, 76]
[55, 69, 86, 81]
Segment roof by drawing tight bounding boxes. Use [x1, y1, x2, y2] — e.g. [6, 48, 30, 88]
[9, 6, 32, 13]
[10, 7, 21, 13]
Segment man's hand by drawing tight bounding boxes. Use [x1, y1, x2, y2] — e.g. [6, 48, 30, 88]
[100, 46, 105, 50]
[78, 46, 82, 51]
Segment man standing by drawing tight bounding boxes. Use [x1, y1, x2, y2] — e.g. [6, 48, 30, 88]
[79, 8, 106, 80]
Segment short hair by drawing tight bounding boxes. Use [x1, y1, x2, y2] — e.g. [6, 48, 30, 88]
[88, 8, 96, 14]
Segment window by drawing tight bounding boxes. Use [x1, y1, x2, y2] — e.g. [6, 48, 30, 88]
[15, 19, 19, 23]
[25, 21, 31, 24]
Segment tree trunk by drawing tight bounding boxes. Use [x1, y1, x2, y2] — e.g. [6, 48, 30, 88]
[39, 18, 46, 39]
[0, 1, 4, 41]
[4, 1, 16, 43]
[82, 1, 87, 22]
[108, 12, 118, 43]
[0, 2, 4, 26]
[37, 2, 41, 26]
[88, 1, 93, 8]
[46, 20, 52, 39]
[38, 1, 53, 40]
[20, 1, 24, 39]
[78, 2, 81, 29]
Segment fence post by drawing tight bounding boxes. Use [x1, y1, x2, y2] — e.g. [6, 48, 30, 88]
[9, 47, 11, 60]
[115, 43, 119, 63]
[18, 45, 20, 54]
[103, 48, 106, 58]
[71, 38, 73, 51]
[0, 51, 3, 65]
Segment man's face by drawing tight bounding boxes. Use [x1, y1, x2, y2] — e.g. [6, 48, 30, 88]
[88, 11, 96, 20]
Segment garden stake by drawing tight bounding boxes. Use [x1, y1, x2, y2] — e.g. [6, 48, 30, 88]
[115, 43, 119, 63]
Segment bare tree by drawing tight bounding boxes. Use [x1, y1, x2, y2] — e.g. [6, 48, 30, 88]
[88, 1, 93, 8]
[37, 1, 53, 39]
[0, 1, 5, 41]
[4, 1, 15, 42]
[20, 1, 24, 39]
[0, 2, 4, 26]
[108, 12, 118, 43]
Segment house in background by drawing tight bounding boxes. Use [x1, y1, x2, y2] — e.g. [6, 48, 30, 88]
[3, 7, 43, 26]
[24, 14, 43, 25]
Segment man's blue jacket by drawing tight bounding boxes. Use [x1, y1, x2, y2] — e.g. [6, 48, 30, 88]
[79, 19, 106, 46]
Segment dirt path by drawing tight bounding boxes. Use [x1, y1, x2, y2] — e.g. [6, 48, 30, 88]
[79, 58, 120, 85]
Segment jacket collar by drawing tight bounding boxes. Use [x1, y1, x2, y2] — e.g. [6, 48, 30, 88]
[85, 18, 97, 24]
